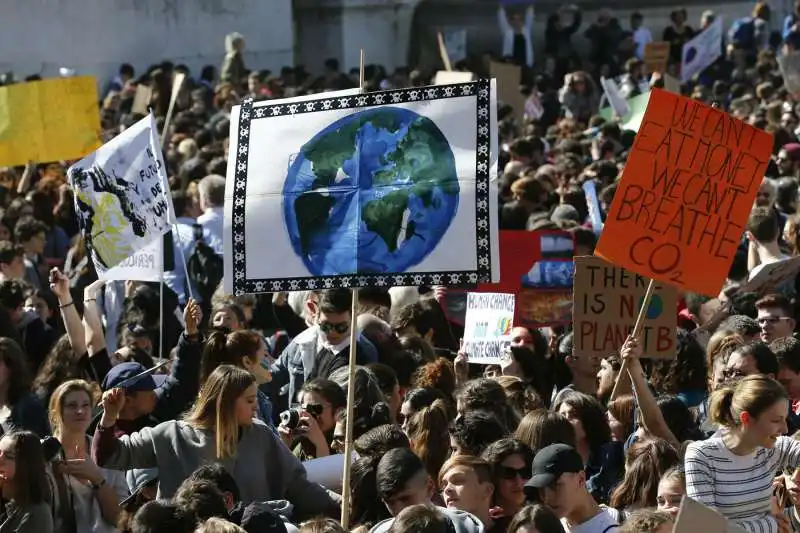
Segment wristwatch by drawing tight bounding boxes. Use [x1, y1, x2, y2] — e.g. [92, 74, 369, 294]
[90, 478, 106, 490]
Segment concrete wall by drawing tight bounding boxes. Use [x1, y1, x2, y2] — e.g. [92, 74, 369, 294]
[0, 0, 294, 84]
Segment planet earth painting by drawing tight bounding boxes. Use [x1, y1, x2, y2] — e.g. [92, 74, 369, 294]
[282, 106, 460, 276]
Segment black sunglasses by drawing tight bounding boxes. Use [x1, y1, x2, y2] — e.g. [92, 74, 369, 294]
[498, 466, 530, 480]
[319, 321, 349, 334]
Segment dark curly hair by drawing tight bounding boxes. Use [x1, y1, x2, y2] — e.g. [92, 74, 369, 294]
[650, 329, 708, 395]
[449, 410, 508, 456]
[412, 357, 456, 398]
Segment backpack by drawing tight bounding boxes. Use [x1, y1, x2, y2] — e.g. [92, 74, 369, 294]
[729, 17, 756, 48]
[187, 224, 223, 302]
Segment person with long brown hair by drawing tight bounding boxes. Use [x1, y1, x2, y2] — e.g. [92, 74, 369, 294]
[404, 399, 450, 485]
[92, 365, 337, 520]
[0, 430, 53, 532]
[608, 438, 680, 512]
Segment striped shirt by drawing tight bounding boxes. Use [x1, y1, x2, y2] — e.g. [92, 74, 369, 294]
[685, 435, 800, 533]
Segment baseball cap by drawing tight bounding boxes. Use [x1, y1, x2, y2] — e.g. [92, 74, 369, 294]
[121, 468, 159, 506]
[524, 444, 583, 492]
[102, 362, 158, 392]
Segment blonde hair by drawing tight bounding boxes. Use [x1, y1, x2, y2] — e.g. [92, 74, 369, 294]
[184, 365, 255, 459]
[709, 375, 788, 428]
[196, 517, 246, 533]
[48, 379, 100, 440]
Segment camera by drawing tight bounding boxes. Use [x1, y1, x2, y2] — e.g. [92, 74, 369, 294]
[279, 403, 324, 429]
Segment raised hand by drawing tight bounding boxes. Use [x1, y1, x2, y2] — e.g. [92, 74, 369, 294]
[99, 388, 125, 426]
[49, 268, 71, 301]
[183, 299, 202, 336]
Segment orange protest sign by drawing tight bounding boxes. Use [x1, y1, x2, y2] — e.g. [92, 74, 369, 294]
[595, 89, 773, 297]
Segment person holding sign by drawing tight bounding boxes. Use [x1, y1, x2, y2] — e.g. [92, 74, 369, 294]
[685, 374, 800, 532]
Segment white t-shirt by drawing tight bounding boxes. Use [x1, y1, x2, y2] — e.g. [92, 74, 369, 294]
[561, 507, 620, 533]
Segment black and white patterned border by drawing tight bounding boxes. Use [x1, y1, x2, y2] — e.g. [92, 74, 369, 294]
[231, 79, 492, 295]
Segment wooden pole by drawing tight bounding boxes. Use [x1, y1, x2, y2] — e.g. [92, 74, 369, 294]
[339, 48, 365, 528]
[610, 278, 656, 400]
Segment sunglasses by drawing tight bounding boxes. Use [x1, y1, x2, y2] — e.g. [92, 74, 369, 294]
[498, 466, 530, 480]
[319, 321, 349, 334]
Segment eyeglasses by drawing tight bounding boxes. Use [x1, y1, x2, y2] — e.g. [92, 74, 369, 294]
[657, 495, 683, 507]
[758, 317, 791, 327]
[784, 466, 800, 476]
[319, 321, 349, 334]
[498, 466, 530, 480]
[722, 368, 746, 379]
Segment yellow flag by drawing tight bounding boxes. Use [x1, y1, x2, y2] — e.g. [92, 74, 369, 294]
[0, 76, 101, 167]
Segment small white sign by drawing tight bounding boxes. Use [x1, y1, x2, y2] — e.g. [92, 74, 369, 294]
[463, 292, 515, 364]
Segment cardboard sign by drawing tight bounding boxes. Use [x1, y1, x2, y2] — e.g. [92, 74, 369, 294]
[644, 42, 670, 73]
[131, 84, 153, 115]
[573, 256, 677, 359]
[490, 61, 525, 124]
[463, 293, 515, 364]
[674, 497, 747, 533]
[595, 89, 773, 296]
[739, 256, 800, 295]
[778, 51, 800, 96]
[433, 71, 475, 85]
[0, 76, 101, 167]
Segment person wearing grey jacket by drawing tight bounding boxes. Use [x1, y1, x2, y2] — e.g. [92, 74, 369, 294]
[92, 365, 338, 522]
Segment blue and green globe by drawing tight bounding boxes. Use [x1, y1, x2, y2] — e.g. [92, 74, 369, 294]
[283, 106, 459, 275]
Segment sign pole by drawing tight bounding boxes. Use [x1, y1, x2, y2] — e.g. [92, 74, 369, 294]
[610, 278, 655, 399]
[339, 48, 365, 529]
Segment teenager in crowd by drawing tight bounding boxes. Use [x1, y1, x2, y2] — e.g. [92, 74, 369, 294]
[0, 431, 53, 532]
[92, 365, 338, 521]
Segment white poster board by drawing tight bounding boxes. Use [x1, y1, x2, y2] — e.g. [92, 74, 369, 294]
[68, 114, 174, 276]
[224, 81, 500, 295]
[681, 17, 723, 82]
[433, 71, 475, 85]
[463, 292, 515, 364]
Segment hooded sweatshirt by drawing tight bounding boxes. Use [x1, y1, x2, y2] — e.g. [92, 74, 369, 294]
[369, 507, 485, 533]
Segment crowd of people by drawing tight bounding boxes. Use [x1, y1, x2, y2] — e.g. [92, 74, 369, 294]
[3, 1, 800, 532]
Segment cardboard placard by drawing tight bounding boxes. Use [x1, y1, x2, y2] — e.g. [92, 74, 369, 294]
[595, 89, 774, 296]
[490, 61, 525, 125]
[739, 256, 800, 295]
[573, 256, 677, 359]
[463, 292, 515, 364]
[433, 71, 475, 85]
[644, 42, 671, 73]
[674, 497, 747, 533]
[131, 84, 153, 115]
[0, 76, 101, 167]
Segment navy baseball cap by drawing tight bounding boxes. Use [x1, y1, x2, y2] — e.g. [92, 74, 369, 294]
[102, 362, 158, 392]
[524, 444, 584, 493]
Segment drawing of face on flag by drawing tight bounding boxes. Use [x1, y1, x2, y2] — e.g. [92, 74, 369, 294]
[68, 114, 174, 275]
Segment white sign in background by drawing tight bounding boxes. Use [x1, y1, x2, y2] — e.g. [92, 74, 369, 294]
[463, 292, 515, 364]
[681, 17, 723, 83]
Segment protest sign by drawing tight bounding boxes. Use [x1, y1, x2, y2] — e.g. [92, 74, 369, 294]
[674, 497, 747, 533]
[224, 81, 500, 294]
[573, 256, 677, 359]
[595, 89, 773, 296]
[433, 71, 475, 85]
[739, 256, 800, 295]
[681, 17, 723, 82]
[131, 84, 153, 115]
[442, 28, 467, 64]
[601, 76, 630, 118]
[463, 292, 515, 364]
[778, 51, 800, 96]
[598, 92, 650, 132]
[490, 61, 525, 124]
[443, 231, 574, 329]
[644, 42, 670, 73]
[524, 93, 544, 120]
[583, 181, 604, 234]
[68, 114, 175, 277]
[101, 238, 163, 282]
[0, 76, 101, 167]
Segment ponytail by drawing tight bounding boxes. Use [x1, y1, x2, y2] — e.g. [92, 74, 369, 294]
[200, 330, 229, 383]
[708, 386, 736, 427]
[407, 399, 451, 483]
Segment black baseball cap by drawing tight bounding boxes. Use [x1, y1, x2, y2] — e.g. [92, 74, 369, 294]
[524, 444, 584, 492]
